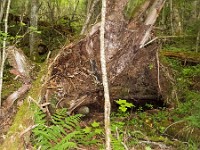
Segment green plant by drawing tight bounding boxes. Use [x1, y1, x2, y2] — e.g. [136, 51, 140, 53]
[145, 103, 153, 109]
[32, 108, 100, 150]
[115, 99, 134, 113]
[111, 121, 127, 150]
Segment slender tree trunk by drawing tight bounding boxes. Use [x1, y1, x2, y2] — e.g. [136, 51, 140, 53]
[0, 0, 11, 106]
[47, 0, 55, 24]
[81, 0, 100, 35]
[100, 0, 111, 149]
[173, 5, 182, 35]
[169, 0, 174, 35]
[196, 29, 200, 53]
[29, 0, 39, 60]
[0, 0, 7, 25]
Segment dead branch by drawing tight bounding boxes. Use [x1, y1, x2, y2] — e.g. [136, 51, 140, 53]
[19, 124, 39, 138]
[4, 84, 31, 109]
[3, 46, 33, 109]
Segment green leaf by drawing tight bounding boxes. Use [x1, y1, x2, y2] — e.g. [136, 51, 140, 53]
[119, 106, 127, 112]
[124, 103, 134, 108]
[83, 126, 91, 133]
[91, 121, 100, 128]
[115, 99, 127, 105]
[94, 128, 103, 134]
[20, 22, 26, 26]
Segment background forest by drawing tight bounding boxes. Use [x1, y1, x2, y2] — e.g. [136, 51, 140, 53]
[0, 0, 200, 150]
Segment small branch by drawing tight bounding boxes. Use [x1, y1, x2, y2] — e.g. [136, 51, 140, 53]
[163, 120, 185, 134]
[115, 127, 129, 150]
[19, 124, 39, 137]
[143, 37, 158, 47]
[28, 96, 48, 113]
[156, 49, 161, 92]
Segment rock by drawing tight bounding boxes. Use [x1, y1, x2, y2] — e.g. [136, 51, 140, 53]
[77, 106, 90, 115]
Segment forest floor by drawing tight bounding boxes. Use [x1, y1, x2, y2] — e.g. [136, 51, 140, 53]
[1, 57, 200, 149]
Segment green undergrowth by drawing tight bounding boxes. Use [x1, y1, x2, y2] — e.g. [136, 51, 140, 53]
[162, 36, 198, 52]
[0, 63, 48, 150]
[160, 47, 200, 148]
[30, 98, 200, 149]
[31, 108, 102, 150]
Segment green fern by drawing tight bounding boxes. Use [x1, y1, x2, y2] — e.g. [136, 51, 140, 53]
[32, 108, 99, 150]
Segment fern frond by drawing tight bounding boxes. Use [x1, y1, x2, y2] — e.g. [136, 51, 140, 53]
[32, 108, 99, 149]
[51, 131, 80, 150]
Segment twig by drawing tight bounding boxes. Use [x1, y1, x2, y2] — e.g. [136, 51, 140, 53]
[20, 124, 39, 137]
[121, 142, 129, 150]
[163, 120, 185, 134]
[143, 37, 158, 47]
[46, 50, 51, 62]
[156, 49, 161, 92]
[115, 127, 129, 150]
[28, 96, 48, 112]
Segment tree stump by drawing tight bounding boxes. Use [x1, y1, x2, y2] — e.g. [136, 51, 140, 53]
[41, 0, 169, 114]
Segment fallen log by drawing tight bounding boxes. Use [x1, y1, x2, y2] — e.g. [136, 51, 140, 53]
[41, 0, 169, 114]
[161, 50, 200, 64]
[2, 46, 32, 109]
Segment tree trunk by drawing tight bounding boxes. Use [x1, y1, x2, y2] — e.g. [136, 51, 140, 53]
[0, 0, 11, 107]
[0, 0, 7, 26]
[100, 0, 111, 149]
[29, 0, 39, 60]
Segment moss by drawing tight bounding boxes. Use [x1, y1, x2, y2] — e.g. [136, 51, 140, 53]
[0, 63, 47, 150]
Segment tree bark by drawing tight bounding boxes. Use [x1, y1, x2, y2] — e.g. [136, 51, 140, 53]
[100, 0, 111, 149]
[29, 0, 39, 60]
